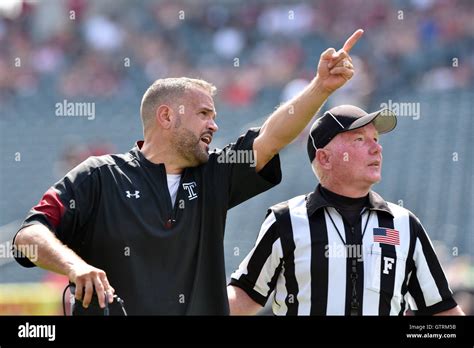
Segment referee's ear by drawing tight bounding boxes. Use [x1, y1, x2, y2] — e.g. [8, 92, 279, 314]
[316, 148, 332, 170]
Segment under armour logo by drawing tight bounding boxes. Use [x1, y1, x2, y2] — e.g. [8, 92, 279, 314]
[125, 190, 140, 199]
[383, 256, 395, 274]
[182, 182, 197, 200]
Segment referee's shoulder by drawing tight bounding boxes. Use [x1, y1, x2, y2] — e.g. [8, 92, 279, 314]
[385, 200, 423, 226]
[268, 193, 309, 213]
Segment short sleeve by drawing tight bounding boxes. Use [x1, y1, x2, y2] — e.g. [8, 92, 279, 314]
[406, 214, 457, 315]
[207, 127, 281, 209]
[13, 157, 101, 267]
[229, 211, 283, 306]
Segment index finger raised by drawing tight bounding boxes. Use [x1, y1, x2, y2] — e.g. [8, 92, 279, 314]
[342, 29, 364, 53]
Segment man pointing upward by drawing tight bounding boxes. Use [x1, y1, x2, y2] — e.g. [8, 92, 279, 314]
[14, 30, 364, 315]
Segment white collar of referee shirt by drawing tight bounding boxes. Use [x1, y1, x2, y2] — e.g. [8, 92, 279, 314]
[306, 184, 393, 218]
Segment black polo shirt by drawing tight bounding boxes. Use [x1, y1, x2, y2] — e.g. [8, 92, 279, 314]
[14, 128, 281, 315]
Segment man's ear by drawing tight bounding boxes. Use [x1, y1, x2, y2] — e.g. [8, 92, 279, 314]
[155, 105, 173, 129]
[316, 148, 331, 170]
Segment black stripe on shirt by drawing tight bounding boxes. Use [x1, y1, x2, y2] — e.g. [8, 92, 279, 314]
[408, 213, 457, 315]
[399, 214, 417, 315]
[409, 213, 452, 300]
[243, 221, 280, 287]
[376, 212, 396, 316]
[407, 268, 427, 310]
[229, 216, 281, 307]
[308, 209, 329, 315]
[344, 222, 352, 316]
[273, 202, 299, 315]
[339, 214, 365, 316]
[398, 297, 406, 316]
[415, 297, 458, 315]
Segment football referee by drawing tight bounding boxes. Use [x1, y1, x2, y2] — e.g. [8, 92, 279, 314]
[13, 31, 364, 314]
[228, 105, 465, 316]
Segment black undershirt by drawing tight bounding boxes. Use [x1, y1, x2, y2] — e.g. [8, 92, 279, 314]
[319, 185, 368, 227]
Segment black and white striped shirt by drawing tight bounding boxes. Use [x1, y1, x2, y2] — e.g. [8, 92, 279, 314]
[230, 185, 457, 315]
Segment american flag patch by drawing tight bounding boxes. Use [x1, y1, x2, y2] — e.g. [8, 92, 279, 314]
[373, 227, 400, 245]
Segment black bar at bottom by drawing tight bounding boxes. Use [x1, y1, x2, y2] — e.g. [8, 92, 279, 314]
[0, 316, 473, 345]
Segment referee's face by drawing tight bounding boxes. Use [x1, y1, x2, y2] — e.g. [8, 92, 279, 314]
[330, 123, 383, 187]
[172, 87, 218, 167]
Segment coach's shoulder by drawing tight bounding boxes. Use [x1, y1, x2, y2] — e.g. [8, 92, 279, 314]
[65, 152, 133, 181]
[60, 155, 112, 185]
[74, 153, 119, 171]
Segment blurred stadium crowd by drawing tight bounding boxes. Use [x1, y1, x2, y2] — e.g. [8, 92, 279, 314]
[0, 0, 473, 104]
[0, 0, 472, 314]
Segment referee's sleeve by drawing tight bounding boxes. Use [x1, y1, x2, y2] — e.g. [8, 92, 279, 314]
[406, 214, 457, 315]
[229, 211, 283, 307]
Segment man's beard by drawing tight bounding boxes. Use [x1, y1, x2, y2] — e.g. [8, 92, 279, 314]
[172, 127, 209, 167]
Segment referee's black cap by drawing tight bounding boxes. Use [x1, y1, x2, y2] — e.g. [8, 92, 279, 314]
[307, 105, 397, 163]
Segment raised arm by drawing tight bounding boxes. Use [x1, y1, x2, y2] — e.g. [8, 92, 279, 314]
[253, 29, 364, 172]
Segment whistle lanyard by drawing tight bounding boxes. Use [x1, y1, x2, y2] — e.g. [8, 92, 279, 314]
[324, 207, 371, 316]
